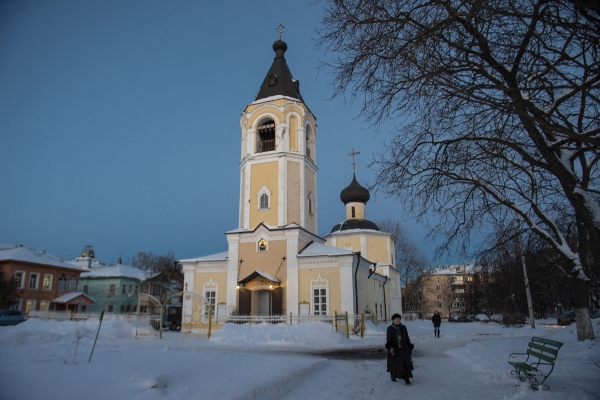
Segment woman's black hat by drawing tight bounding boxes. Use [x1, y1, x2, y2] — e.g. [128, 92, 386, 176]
[391, 313, 401, 320]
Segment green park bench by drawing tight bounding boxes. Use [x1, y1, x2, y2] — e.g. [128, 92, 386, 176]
[508, 336, 563, 390]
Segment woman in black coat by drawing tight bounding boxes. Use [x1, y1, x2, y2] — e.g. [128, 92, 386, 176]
[386, 313, 414, 385]
[432, 310, 441, 337]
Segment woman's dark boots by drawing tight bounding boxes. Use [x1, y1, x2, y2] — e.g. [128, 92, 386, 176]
[404, 378, 411, 385]
[391, 374, 397, 382]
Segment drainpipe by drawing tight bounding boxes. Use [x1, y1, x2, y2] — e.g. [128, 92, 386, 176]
[382, 276, 388, 320]
[354, 252, 361, 315]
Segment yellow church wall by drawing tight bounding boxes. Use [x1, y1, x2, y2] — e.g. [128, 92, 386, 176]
[356, 271, 386, 319]
[238, 239, 288, 283]
[246, 106, 285, 128]
[287, 161, 300, 225]
[366, 236, 390, 265]
[298, 267, 341, 314]
[289, 115, 298, 151]
[240, 167, 245, 227]
[335, 237, 361, 252]
[345, 202, 365, 220]
[250, 162, 278, 228]
[193, 271, 228, 305]
[245, 99, 306, 114]
[305, 168, 316, 233]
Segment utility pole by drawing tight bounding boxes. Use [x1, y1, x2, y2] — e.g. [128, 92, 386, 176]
[516, 215, 535, 329]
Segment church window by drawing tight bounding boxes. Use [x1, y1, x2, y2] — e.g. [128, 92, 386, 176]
[258, 238, 268, 252]
[305, 124, 314, 160]
[310, 275, 329, 316]
[205, 290, 216, 318]
[351, 206, 355, 218]
[269, 74, 277, 86]
[260, 193, 269, 209]
[257, 119, 275, 153]
[257, 186, 271, 210]
[203, 279, 218, 320]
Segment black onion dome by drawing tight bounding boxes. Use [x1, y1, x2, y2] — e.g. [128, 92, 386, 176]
[330, 219, 380, 233]
[340, 173, 370, 204]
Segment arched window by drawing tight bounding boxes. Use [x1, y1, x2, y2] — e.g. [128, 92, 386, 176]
[305, 124, 314, 159]
[257, 119, 275, 153]
[257, 185, 271, 210]
[58, 275, 66, 290]
[260, 193, 269, 209]
[68, 276, 77, 292]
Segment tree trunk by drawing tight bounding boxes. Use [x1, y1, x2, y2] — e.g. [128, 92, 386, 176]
[572, 277, 595, 341]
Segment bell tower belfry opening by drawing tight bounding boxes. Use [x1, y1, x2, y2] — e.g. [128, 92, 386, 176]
[238, 35, 318, 235]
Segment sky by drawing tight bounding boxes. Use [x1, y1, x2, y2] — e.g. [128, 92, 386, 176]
[0, 316, 598, 399]
[0, 0, 446, 264]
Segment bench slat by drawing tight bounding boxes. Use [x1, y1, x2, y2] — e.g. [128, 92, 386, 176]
[527, 349, 556, 364]
[531, 337, 563, 349]
[529, 342, 559, 356]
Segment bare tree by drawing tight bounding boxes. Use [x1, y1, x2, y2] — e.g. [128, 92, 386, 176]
[318, 0, 599, 340]
[0, 275, 19, 309]
[131, 251, 183, 293]
[377, 218, 429, 287]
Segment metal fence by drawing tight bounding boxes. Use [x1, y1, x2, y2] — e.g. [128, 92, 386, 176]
[27, 311, 386, 339]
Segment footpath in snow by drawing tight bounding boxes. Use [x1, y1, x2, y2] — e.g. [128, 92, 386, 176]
[0, 317, 598, 399]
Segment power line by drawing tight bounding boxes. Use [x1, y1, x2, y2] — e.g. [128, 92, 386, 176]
[0, 131, 237, 144]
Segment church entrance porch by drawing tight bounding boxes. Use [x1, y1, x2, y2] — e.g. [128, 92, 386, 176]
[237, 270, 283, 316]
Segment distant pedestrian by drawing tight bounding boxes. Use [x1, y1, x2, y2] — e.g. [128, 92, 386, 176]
[386, 313, 414, 385]
[432, 311, 441, 338]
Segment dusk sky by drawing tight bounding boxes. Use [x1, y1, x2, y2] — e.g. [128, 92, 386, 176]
[0, 0, 447, 264]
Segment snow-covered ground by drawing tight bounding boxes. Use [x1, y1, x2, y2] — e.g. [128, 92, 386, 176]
[0, 317, 598, 399]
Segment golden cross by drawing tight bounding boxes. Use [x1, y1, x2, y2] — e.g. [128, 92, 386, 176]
[277, 24, 285, 40]
[348, 148, 360, 170]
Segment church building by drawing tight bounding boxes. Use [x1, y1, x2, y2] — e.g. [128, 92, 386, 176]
[179, 35, 401, 323]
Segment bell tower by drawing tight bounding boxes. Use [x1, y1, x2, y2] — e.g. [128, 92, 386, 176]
[238, 35, 318, 235]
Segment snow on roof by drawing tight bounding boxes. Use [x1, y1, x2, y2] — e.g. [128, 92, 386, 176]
[80, 264, 156, 280]
[178, 251, 229, 263]
[239, 270, 280, 283]
[52, 292, 95, 304]
[71, 259, 105, 269]
[0, 244, 85, 271]
[429, 264, 477, 275]
[297, 242, 355, 257]
[251, 94, 300, 105]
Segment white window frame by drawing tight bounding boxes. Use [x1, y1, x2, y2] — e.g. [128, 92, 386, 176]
[203, 279, 218, 320]
[257, 238, 268, 252]
[310, 275, 329, 316]
[29, 273, 40, 290]
[26, 300, 36, 314]
[257, 186, 272, 210]
[11, 299, 23, 312]
[68, 276, 77, 292]
[14, 271, 25, 289]
[109, 285, 116, 297]
[58, 275, 67, 290]
[42, 274, 53, 291]
[40, 300, 50, 312]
